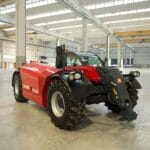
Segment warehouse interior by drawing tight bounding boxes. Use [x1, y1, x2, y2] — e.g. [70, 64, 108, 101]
[0, 0, 150, 150]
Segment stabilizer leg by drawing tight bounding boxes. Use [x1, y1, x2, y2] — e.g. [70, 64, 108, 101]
[120, 108, 137, 121]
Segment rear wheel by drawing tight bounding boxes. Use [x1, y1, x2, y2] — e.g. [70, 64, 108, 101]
[47, 80, 86, 130]
[13, 74, 28, 103]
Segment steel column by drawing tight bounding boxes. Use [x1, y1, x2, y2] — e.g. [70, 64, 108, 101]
[129, 50, 132, 67]
[56, 38, 60, 46]
[16, 0, 26, 69]
[82, 18, 88, 52]
[0, 40, 3, 68]
[117, 42, 121, 67]
[124, 47, 127, 68]
[106, 35, 110, 66]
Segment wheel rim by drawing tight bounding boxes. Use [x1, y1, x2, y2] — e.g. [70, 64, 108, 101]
[14, 79, 19, 96]
[51, 91, 65, 117]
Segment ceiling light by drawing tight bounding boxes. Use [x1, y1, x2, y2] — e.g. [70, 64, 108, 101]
[104, 17, 150, 24]
[96, 8, 150, 18]
[4, 27, 16, 31]
[0, 0, 57, 14]
[49, 25, 82, 31]
[27, 9, 72, 20]
[49, 24, 92, 31]
[111, 24, 150, 29]
[85, 0, 149, 10]
[35, 18, 81, 26]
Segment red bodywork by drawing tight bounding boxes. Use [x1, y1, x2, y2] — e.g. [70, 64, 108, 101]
[20, 62, 101, 107]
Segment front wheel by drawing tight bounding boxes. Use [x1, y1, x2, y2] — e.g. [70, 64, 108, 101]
[105, 83, 139, 114]
[13, 74, 28, 103]
[105, 101, 121, 113]
[126, 82, 139, 108]
[47, 80, 86, 130]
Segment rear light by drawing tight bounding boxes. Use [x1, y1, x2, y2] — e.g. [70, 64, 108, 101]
[117, 78, 122, 84]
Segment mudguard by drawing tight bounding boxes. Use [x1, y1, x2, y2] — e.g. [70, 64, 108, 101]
[124, 72, 142, 89]
[49, 73, 71, 92]
[49, 72, 91, 98]
[130, 78, 142, 89]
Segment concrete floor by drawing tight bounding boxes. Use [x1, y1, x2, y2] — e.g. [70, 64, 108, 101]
[0, 69, 150, 150]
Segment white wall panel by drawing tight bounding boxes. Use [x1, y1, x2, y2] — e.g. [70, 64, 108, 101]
[1, 40, 56, 64]
[134, 48, 150, 67]
[1, 39, 150, 68]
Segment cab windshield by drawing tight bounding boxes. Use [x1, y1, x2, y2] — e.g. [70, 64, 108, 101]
[79, 53, 103, 67]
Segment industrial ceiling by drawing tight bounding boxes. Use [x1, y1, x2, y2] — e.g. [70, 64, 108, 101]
[0, 0, 150, 49]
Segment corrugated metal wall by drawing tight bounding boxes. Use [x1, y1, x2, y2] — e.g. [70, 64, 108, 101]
[134, 48, 150, 67]
[108, 47, 150, 67]
[0, 39, 150, 68]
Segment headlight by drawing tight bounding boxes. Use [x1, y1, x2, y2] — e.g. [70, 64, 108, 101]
[74, 73, 81, 80]
[133, 72, 138, 76]
[133, 71, 140, 77]
[68, 72, 82, 80]
[69, 73, 74, 80]
[130, 71, 140, 77]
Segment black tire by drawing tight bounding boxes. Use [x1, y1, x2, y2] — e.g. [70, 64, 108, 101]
[126, 83, 138, 108]
[105, 83, 139, 113]
[13, 74, 28, 103]
[47, 80, 86, 130]
[105, 101, 121, 113]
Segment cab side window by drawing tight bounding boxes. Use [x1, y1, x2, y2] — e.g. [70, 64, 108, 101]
[67, 53, 82, 66]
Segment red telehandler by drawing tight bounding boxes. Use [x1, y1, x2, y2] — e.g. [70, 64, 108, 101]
[12, 45, 141, 130]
